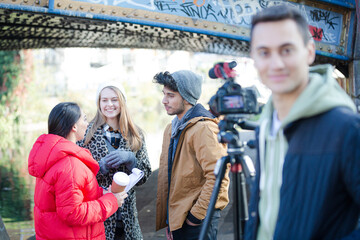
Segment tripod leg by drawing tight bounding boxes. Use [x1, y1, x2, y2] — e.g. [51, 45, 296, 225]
[231, 163, 249, 240]
[199, 156, 230, 240]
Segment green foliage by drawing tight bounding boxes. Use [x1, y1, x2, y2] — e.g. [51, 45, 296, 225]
[0, 51, 32, 222]
[0, 51, 21, 99]
[0, 51, 23, 153]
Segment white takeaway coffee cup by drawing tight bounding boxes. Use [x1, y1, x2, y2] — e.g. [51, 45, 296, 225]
[111, 172, 130, 193]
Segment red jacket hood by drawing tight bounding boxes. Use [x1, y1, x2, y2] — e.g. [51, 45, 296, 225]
[28, 134, 99, 178]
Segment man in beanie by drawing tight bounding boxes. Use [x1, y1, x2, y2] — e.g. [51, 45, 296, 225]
[153, 70, 230, 240]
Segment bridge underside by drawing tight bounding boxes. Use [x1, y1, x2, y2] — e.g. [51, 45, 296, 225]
[0, 8, 350, 70]
[0, 8, 249, 55]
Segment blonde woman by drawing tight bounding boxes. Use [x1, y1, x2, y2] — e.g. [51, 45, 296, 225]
[78, 82, 152, 240]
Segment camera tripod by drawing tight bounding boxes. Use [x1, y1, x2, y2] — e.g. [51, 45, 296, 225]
[199, 114, 256, 240]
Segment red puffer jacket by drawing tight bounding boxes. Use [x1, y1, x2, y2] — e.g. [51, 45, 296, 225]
[28, 134, 118, 240]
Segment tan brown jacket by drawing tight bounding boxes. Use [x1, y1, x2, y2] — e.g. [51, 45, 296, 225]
[156, 116, 230, 231]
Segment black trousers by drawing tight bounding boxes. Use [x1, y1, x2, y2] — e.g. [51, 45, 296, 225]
[115, 220, 125, 240]
[172, 209, 221, 240]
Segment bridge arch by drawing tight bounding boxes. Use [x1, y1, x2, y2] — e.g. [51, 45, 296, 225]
[0, 0, 359, 106]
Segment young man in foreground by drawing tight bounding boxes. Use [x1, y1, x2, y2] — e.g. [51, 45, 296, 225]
[245, 5, 360, 240]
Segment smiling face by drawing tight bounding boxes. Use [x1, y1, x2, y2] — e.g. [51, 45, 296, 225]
[99, 87, 121, 122]
[250, 19, 315, 99]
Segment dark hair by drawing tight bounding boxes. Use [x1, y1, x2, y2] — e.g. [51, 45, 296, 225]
[153, 71, 178, 92]
[251, 5, 310, 45]
[48, 102, 81, 138]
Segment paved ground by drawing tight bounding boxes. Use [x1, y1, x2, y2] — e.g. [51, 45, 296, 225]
[136, 130, 256, 240]
[136, 169, 236, 239]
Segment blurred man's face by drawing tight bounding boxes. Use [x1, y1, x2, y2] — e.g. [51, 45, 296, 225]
[250, 19, 315, 98]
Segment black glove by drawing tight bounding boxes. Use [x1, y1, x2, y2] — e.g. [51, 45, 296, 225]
[99, 150, 137, 174]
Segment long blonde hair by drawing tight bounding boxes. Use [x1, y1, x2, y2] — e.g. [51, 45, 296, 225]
[84, 86, 142, 151]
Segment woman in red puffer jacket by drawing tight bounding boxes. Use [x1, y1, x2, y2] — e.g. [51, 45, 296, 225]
[28, 102, 127, 240]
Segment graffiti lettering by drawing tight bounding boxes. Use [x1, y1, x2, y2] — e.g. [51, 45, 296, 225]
[310, 9, 339, 30]
[309, 27, 336, 43]
[216, 8, 241, 25]
[309, 25, 323, 41]
[179, 3, 217, 21]
[227, 0, 256, 23]
[171, 0, 205, 7]
[323, 32, 336, 43]
[216, 0, 265, 24]
[259, 0, 269, 9]
[155, 1, 177, 12]
[120, 0, 344, 47]
[154, 0, 279, 25]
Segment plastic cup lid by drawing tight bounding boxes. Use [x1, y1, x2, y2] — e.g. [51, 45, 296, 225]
[113, 172, 130, 186]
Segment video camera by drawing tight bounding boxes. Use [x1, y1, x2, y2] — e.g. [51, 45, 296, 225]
[200, 61, 259, 240]
[208, 61, 260, 117]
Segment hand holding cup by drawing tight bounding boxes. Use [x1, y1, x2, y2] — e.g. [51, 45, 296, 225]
[114, 191, 128, 207]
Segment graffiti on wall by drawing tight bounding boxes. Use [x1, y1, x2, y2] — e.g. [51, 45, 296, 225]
[72, 0, 344, 45]
[302, 5, 342, 44]
[152, 0, 278, 25]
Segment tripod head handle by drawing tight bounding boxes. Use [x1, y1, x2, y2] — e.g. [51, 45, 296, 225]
[238, 120, 258, 130]
[246, 140, 257, 149]
[241, 155, 256, 178]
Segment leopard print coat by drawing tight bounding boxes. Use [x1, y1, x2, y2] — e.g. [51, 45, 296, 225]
[78, 123, 152, 240]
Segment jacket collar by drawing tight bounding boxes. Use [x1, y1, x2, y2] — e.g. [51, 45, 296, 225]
[171, 104, 214, 138]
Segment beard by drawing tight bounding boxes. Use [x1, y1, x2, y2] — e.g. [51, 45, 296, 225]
[167, 100, 186, 116]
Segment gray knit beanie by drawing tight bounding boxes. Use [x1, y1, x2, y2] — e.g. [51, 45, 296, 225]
[171, 70, 202, 105]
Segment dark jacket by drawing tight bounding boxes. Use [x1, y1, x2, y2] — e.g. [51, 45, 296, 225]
[246, 107, 360, 240]
[245, 65, 360, 240]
